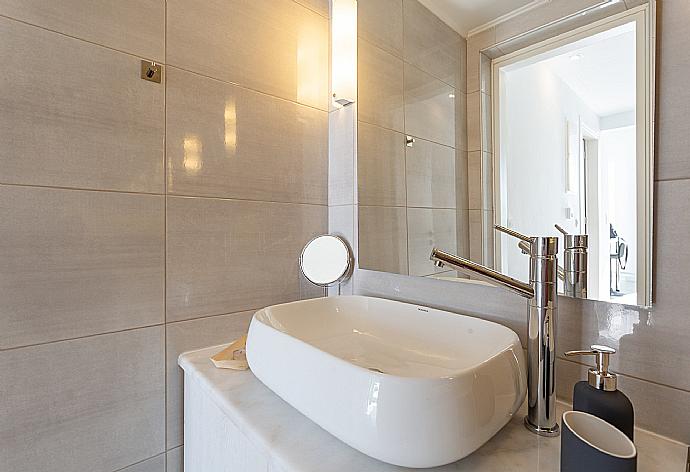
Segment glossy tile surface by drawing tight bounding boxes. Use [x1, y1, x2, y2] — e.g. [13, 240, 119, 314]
[166, 310, 254, 449]
[468, 151, 481, 210]
[167, 68, 328, 204]
[358, 206, 408, 274]
[0, 327, 165, 472]
[358, 0, 403, 57]
[0, 0, 165, 60]
[407, 208, 457, 276]
[357, 122, 406, 206]
[166, 447, 184, 472]
[0, 17, 164, 193]
[403, 0, 462, 88]
[494, 0, 602, 44]
[466, 92, 481, 152]
[406, 138, 456, 208]
[294, 0, 329, 17]
[466, 28, 495, 94]
[0, 186, 164, 349]
[167, 0, 328, 110]
[404, 64, 455, 147]
[120, 454, 166, 472]
[656, 0, 690, 180]
[456, 150, 469, 211]
[166, 196, 326, 322]
[357, 39, 405, 131]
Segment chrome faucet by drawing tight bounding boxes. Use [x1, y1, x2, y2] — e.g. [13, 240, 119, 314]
[555, 224, 588, 299]
[430, 225, 560, 436]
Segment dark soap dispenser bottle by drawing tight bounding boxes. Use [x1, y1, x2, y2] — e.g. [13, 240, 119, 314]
[565, 345, 634, 440]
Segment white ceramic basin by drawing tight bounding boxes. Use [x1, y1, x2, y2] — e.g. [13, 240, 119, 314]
[246, 296, 526, 468]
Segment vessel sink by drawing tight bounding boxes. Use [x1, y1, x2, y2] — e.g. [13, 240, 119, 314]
[245, 295, 526, 468]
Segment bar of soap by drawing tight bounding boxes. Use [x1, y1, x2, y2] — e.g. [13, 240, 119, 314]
[210, 335, 249, 370]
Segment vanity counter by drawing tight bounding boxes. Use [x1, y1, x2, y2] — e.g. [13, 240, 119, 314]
[180, 345, 688, 472]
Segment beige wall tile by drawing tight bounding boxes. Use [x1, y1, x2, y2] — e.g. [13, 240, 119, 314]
[403, 0, 463, 88]
[167, 68, 328, 204]
[407, 208, 457, 276]
[166, 447, 184, 472]
[0, 17, 164, 193]
[166, 311, 254, 449]
[357, 122, 406, 206]
[469, 209, 483, 261]
[466, 91, 481, 152]
[0, 186, 164, 349]
[294, 0, 330, 17]
[0, 0, 164, 61]
[468, 151, 482, 210]
[481, 151, 494, 211]
[357, 39, 405, 131]
[656, 0, 690, 180]
[0, 327, 165, 471]
[358, 0, 403, 57]
[456, 91, 468, 151]
[121, 454, 166, 472]
[404, 64, 456, 147]
[358, 206, 408, 274]
[457, 209, 470, 258]
[494, 0, 601, 44]
[166, 196, 326, 322]
[466, 27, 496, 94]
[456, 150, 469, 211]
[406, 138, 456, 208]
[167, 0, 329, 110]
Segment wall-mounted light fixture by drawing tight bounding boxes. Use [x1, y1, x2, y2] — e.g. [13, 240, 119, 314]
[331, 0, 357, 107]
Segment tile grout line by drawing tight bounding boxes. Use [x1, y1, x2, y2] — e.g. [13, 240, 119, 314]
[0, 13, 164, 64]
[0, 309, 257, 354]
[357, 35, 459, 90]
[112, 451, 167, 472]
[0, 14, 331, 115]
[0, 322, 166, 353]
[166, 63, 331, 114]
[559, 356, 690, 395]
[0, 182, 329, 208]
[357, 119, 458, 150]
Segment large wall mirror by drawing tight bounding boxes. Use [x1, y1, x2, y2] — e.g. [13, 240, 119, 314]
[355, 0, 655, 307]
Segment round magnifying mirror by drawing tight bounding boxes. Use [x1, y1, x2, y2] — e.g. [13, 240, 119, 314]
[300, 235, 353, 287]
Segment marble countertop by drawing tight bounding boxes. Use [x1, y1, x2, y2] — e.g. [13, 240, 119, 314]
[180, 345, 688, 472]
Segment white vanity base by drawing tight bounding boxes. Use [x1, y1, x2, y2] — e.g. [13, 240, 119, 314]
[181, 345, 688, 472]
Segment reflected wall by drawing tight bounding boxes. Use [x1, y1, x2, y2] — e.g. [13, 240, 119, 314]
[357, 0, 468, 277]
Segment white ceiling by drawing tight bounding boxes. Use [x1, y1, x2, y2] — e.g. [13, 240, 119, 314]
[418, 0, 540, 37]
[542, 24, 636, 117]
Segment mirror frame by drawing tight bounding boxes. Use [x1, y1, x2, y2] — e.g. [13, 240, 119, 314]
[486, 4, 655, 307]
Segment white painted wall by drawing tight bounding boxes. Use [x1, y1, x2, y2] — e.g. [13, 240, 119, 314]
[600, 125, 637, 298]
[498, 61, 600, 281]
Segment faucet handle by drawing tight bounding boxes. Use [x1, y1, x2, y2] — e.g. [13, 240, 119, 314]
[495, 225, 533, 255]
[555, 224, 569, 236]
[494, 225, 532, 242]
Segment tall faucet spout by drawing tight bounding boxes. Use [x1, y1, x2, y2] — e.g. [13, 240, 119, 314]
[430, 232, 561, 437]
[430, 248, 534, 299]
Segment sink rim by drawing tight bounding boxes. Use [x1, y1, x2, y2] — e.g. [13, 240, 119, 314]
[251, 295, 524, 380]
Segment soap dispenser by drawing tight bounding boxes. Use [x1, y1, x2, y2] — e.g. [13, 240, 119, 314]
[565, 345, 634, 440]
